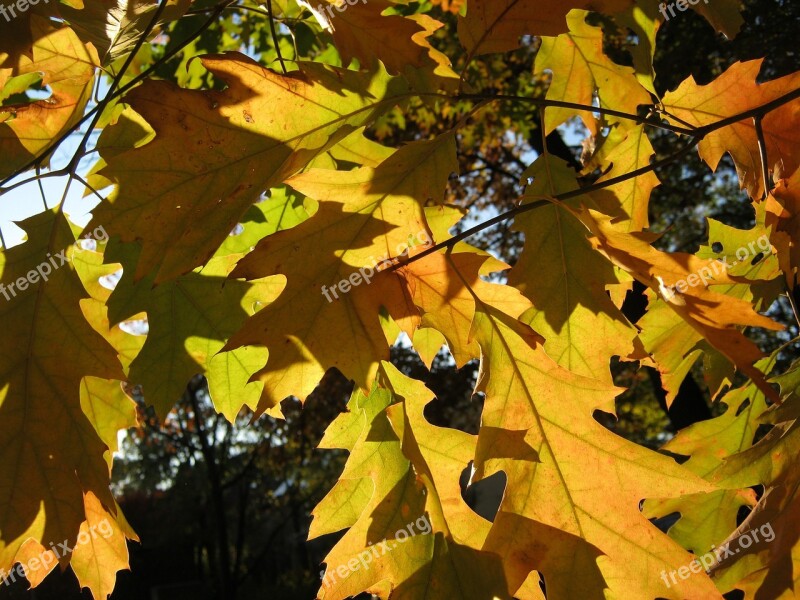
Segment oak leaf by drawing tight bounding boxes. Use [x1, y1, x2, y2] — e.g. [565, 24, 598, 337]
[89, 54, 416, 282]
[227, 135, 456, 410]
[0, 17, 98, 179]
[639, 216, 782, 403]
[0, 211, 124, 575]
[322, 0, 453, 78]
[643, 359, 776, 556]
[464, 257, 723, 599]
[708, 367, 800, 598]
[69, 492, 134, 599]
[61, 0, 192, 65]
[585, 125, 659, 232]
[457, 0, 633, 56]
[767, 165, 800, 291]
[509, 155, 638, 382]
[533, 10, 651, 133]
[662, 60, 800, 200]
[313, 366, 512, 600]
[104, 242, 282, 419]
[578, 208, 784, 402]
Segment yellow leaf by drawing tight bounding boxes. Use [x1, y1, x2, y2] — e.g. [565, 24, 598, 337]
[579, 208, 784, 402]
[70, 492, 133, 600]
[643, 373, 767, 554]
[322, 0, 439, 75]
[89, 55, 417, 282]
[105, 244, 282, 419]
[0, 211, 124, 575]
[587, 124, 659, 231]
[534, 10, 652, 133]
[767, 165, 800, 291]
[61, 0, 192, 65]
[509, 155, 638, 382]
[227, 135, 456, 409]
[466, 265, 722, 598]
[0, 17, 97, 179]
[314, 367, 513, 599]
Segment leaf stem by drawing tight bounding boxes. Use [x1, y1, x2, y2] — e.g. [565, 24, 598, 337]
[786, 288, 800, 330]
[454, 92, 697, 136]
[263, 0, 288, 74]
[186, 4, 270, 18]
[0, 1, 235, 192]
[754, 115, 771, 199]
[66, 0, 171, 179]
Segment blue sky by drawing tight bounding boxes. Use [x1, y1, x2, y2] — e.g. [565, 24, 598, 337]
[0, 134, 102, 247]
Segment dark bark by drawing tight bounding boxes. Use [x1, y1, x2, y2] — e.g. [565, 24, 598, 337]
[187, 381, 236, 599]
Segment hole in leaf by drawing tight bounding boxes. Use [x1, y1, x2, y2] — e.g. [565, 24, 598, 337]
[650, 511, 681, 534]
[539, 575, 547, 597]
[423, 390, 483, 435]
[393, 354, 481, 434]
[768, 381, 781, 403]
[79, 238, 97, 251]
[99, 268, 123, 291]
[753, 484, 765, 502]
[119, 318, 149, 336]
[750, 252, 764, 265]
[736, 504, 752, 527]
[712, 242, 723, 253]
[735, 397, 751, 416]
[658, 449, 690, 465]
[461, 467, 506, 522]
[753, 423, 773, 445]
[0, 73, 47, 107]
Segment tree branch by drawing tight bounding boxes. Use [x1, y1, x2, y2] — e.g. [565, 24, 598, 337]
[264, 0, 287, 74]
[0, 0, 235, 191]
[754, 115, 771, 200]
[384, 138, 701, 274]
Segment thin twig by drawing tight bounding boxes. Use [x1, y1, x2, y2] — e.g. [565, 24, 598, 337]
[446, 92, 697, 136]
[186, 4, 270, 18]
[36, 166, 47, 210]
[72, 173, 108, 205]
[786, 288, 800, 330]
[657, 107, 695, 130]
[55, 174, 76, 219]
[66, 0, 171, 176]
[754, 115, 771, 199]
[384, 138, 700, 274]
[0, 1, 234, 191]
[2, 170, 66, 197]
[264, 0, 287, 74]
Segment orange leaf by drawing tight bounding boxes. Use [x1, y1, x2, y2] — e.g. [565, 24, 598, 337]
[663, 60, 800, 200]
